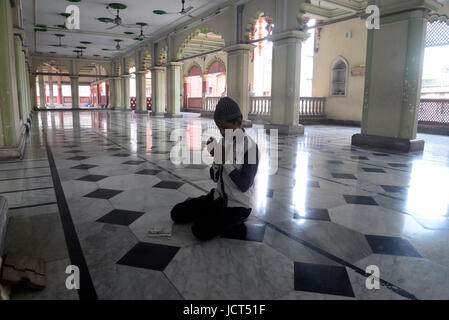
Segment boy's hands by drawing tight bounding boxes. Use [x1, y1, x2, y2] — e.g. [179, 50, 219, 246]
[206, 137, 215, 156]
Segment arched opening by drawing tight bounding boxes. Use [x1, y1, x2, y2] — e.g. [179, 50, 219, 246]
[204, 60, 226, 97]
[184, 64, 203, 109]
[249, 14, 273, 97]
[330, 57, 348, 96]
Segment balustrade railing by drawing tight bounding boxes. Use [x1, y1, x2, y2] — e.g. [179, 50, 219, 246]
[204, 96, 221, 112]
[298, 97, 326, 116]
[250, 96, 271, 116]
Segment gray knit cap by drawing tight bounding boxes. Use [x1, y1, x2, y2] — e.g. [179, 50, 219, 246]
[214, 97, 242, 122]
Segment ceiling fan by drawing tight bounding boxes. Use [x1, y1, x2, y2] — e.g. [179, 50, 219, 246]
[153, 0, 194, 16]
[133, 22, 148, 41]
[51, 34, 69, 48]
[103, 3, 138, 30]
[112, 39, 124, 51]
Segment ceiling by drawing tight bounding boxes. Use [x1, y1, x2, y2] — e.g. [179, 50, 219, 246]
[304, 0, 369, 20]
[23, 0, 231, 59]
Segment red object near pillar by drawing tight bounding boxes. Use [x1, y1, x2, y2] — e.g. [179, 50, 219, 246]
[58, 84, 63, 104]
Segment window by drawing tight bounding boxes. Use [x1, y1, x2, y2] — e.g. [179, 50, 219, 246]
[331, 57, 348, 96]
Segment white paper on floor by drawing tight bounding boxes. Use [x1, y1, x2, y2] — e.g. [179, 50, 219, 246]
[147, 222, 173, 238]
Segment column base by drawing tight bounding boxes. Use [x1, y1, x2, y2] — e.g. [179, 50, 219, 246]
[242, 120, 253, 128]
[150, 112, 165, 117]
[200, 111, 214, 118]
[351, 134, 425, 153]
[135, 110, 149, 114]
[165, 114, 183, 118]
[264, 123, 304, 136]
[0, 126, 27, 160]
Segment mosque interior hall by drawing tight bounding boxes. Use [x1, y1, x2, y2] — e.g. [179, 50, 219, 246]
[1, 0, 449, 301]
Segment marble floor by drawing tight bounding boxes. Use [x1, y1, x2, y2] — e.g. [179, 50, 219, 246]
[1, 110, 449, 300]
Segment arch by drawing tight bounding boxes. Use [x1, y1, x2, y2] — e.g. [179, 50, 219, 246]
[330, 56, 349, 96]
[245, 11, 273, 42]
[205, 57, 226, 74]
[188, 63, 202, 77]
[176, 28, 225, 60]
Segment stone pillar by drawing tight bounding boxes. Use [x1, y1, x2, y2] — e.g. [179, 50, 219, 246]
[351, 3, 433, 153]
[150, 67, 166, 117]
[136, 71, 147, 113]
[122, 74, 131, 110]
[38, 75, 46, 109]
[13, 35, 26, 123]
[70, 76, 79, 109]
[264, 30, 309, 135]
[58, 80, 63, 105]
[167, 62, 183, 118]
[48, 76, 54, 108]
[114, 77, 122, 109]
[30, 74, 37, 110]
[0, 0, 25, 159]
[224, 44, 255, 126]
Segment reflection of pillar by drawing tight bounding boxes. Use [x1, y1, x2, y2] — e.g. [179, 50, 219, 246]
[265, 31, 309, 135]
[167, 62, 183, 118]
[122, 74, 131, 110]
[38, 75, 46, 109]
[136, 71, 147, 113]
[352, 4, 430, 152]
[48, 76, 54, 108]
[224, 44, 255, 126]
[70, 76, 79, 109]
[150, 66, 166, 117]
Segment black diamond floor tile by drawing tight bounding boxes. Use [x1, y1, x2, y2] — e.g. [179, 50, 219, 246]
[266, 189, 274, 198]
[77, 174, 108, 182]
[343, 195, 378, 206]
[106, 147, 121, 151]
[71, 164, 98, 170]
[222, 223, 266, 242]
[373, 153, 390, 156]
[294, 262, 355, 297]
[293, 208, 330, 221]
[135, 169, 162, 175]
[117, 242, 180, 271]
[67, 156, 90, 161]
[84, 188, 122, 199]
[365, 235, 421, 257]
[328, 160, 343, 165]
[351, 156, 369, 160]
[122, 160, 146, 165]
[362, 167, 386, 173]
[388, 163, 409, 168]
[380, 185, 408, 193]
[332, 173, 357, 180]
[96, 209, 145, 226]
[153, 180, 184, 189]
[112, 153, 131, 157]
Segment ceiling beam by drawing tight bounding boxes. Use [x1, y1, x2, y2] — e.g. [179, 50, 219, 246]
[38, 26, 136, 39]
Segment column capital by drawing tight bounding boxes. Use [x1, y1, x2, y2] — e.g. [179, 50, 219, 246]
[167, 61, 183, 67]
[268, 30, 310, 43]
[69, 75, 79, 80]
[224, 43, 256, 53]
[136, 70, 147, 75]
[378, 0, 441, 17]
[121, 74, 132, 79]
[150, 66, 166, 72]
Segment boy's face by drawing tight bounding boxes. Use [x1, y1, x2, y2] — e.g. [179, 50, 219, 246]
[215, 118, 242, 137]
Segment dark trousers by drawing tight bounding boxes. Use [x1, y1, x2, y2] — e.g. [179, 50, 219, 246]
[170, 190, 251, 241]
